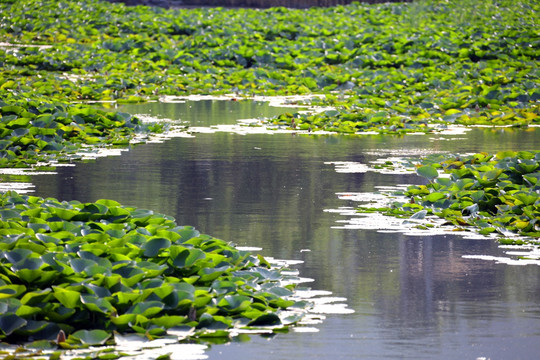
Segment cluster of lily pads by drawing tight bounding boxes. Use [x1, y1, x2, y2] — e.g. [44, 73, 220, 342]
[0, 191, 308, 346]
[0, 101, 165, 168]
[0, 0, 538, 352]
[0, 0, 539, 136]
[0, 0, 538, 171]
[359, 151, 540, 240]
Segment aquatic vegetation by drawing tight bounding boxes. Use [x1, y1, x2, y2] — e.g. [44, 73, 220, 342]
[0, 100, 165, 168]
[0, 191, 312, 346]
[0, 0, 538, 136]
[357, 151, 540, 239]
[0, 0, 538, 171]
[0, 0, 538, 352]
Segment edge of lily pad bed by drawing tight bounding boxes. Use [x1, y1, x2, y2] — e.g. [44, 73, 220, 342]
[0, 191, 311, 347]
[356, 150, 540, 241]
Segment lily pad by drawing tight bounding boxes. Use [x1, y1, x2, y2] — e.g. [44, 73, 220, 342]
[70, 329, 111, 345]
[416, 165, 439, 181]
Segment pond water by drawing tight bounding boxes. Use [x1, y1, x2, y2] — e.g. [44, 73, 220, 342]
[30, 100, 540, 359]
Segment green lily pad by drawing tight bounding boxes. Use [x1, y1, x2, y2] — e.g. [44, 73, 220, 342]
[0, 284, 26, 299]
[247, 313, 282, 326]
[52, 287, 81, 309]
[70, 329, 111, 345]
[142, 237, 171, 257]
[0, 314, 27, 336]
[416, 165, 439, 181]
[173, 248, 206, 268]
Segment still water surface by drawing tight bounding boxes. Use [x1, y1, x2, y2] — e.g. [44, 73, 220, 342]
[32, 101, 540, 359]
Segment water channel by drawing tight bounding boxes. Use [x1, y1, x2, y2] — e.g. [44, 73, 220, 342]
[29, 100, 540, 359]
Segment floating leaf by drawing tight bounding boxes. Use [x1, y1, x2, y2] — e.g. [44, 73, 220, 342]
[45, 305, 76, 322]
[70, 329, 111, 345]
[425, 193, 446, 203]
[462, 204, 479, 216]
[15, 305, 42, 318]
[52, 287, 81, 309]
[142, 237, 171, 257]
[151, 315, 187, 328]
[513, 192, 538, 206]
[217, 295, 252, 312]
[95, 199, 121, 208]
[20, 289, 52, 305]
[173, 249, 206, 268]
[0, 314, 27, 335]
[127, 301, 164, 318]
[0, 285, 26, 299]
[247, 313, 281, 326]
[80, 295, 114, 314]
[410, 210, 428, 219]
[416, 165, 439, 181]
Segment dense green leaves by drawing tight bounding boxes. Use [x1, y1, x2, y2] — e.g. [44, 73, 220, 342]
[0, 101, 164, 168]
[0, 0, 537, 352]
[0, 192, 308, 344]
[360, 151, 540, 239]
[0, 0, 538, 139]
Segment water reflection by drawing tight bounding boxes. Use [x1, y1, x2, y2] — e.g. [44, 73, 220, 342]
[118, 98, 293, 126]
[30, 101, 540, 359]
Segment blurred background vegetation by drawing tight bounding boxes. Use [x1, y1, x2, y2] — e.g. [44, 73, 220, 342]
[108, 0, 411, 9]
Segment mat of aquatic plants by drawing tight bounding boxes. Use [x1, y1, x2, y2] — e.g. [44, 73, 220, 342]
[354, 151, 540, 241]
[0, 101, 165, 169]
[0, 0, 539, 139]
[0, 191, 319, 347]
[0, 0, 539, 354]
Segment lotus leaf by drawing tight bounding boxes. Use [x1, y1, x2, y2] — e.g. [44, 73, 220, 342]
[173, 248, 206, 268]
[247, 313, 282, 327]
[14, 320, 52, 336]
[0, 314, 27, 335]
[416, 165, 439, 181]
[150, 315, 187, 329]
[0, 284, 26, 299]
[142, 237, 171, 257]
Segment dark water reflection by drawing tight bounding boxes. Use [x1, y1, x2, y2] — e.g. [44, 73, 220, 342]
[31, 101, 540, 359]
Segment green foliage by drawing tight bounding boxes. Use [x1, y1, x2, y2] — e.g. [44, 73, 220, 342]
[0, 0, 538, 136]
[361, 151, 540, 239]
[0, 101, 162, 168]
[416, 165, 439, 181]
[0, 192, 306, 344]
[0, 0, 538, 348]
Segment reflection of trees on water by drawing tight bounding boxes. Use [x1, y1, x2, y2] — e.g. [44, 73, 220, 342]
[361, 233, 540, 341]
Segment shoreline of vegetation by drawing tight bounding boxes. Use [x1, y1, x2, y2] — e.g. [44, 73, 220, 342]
[357, 151, 540, 243]
[0, 100, 166, 169]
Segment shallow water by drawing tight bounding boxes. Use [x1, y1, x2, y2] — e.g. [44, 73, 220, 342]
[31, 100, 540, 359]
